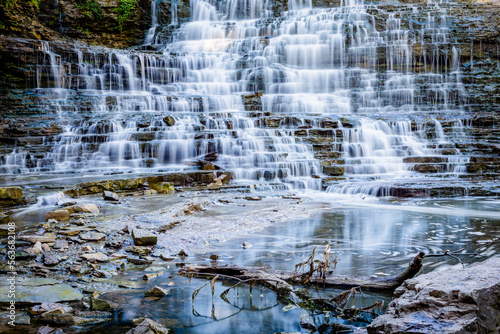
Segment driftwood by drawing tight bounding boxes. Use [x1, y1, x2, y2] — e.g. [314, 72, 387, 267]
[179, 251, 425, 292]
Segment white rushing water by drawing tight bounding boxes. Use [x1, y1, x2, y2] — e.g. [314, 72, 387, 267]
[0, 0, 471, 194]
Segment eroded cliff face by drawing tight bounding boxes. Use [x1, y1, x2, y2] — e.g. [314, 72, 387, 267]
[0, 0, 155, 48]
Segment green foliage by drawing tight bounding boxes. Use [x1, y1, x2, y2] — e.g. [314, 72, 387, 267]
[76, 0, 103, 20]
[115, 0, 138, 32]
[31, 0, 39, 9]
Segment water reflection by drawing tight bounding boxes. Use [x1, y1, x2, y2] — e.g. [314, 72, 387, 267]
[92, 198, 498, 333]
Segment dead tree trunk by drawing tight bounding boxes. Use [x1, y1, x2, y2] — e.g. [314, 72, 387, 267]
[179, 252, 425, 292]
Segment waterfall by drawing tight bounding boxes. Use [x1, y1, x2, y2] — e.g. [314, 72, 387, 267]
[0, 0, 472, 195]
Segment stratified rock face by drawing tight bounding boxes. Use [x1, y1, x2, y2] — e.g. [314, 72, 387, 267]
[367, 257, 500, 334]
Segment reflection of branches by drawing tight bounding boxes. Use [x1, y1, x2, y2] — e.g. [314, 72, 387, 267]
[424, 238, 498, 268]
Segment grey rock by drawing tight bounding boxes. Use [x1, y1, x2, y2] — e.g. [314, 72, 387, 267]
[132, 229, 157, 246]
[368, 257, 500, 334]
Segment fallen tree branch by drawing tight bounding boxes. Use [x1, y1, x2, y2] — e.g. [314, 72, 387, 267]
[179, 252, 425, 292]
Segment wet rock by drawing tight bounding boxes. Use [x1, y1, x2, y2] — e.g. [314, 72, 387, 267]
[20, 235, 56, 243]
[41, 244, 51, 252]
[45, 209, 70, 221]
[13, 313, 31, 325]
[31, 302, 73, 315]
[53, 240, 68, 250]
[178, 250, 188, 257]
[66, 203, 100, 215]
[103, 191, 120, 202]
[242, 242, 253, 249]
[132, 229, 157, 246]
[37, 326, 64, 334]
[105, 238, 123, 248]
[323, 166, 345, 176]
[145, 286, 169, 296]
[43, 252, 59, 266]
[163, 116, 175, 126]
[127, 246, 152, 255]
[143, 272, 164, 280]
[0, 186, 23, 206]
[82, 245, 93, 252]
[244, 196, 262, 201]
[91, 292, 112, 311]
[126, 318, 170, 334]
[159, 254, 176, 262]
[128, 257, 153, 265]
[80, 232, 106, 241]
[209, 254, 219, 261]
[0, 278, 83, 304]
[367, 257, 500, 334]
[80, 252, 109, 262]
[300, 315, 317, 332]
[27, 241, 44, 255]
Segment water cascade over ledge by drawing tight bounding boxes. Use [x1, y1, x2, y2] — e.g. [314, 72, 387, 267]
[0, 0, 480, 195]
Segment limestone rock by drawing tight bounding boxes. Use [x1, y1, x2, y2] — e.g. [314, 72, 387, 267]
[45, 209, 70, 221]
[0, 186, 23, 206]
[145, 286, 169, 296]
[126, 318, 170, 334]
[30, 303, 73, 315]
[66, 203, 100, 214]
[132, 229, 157, 246]
[103, 191, 120, 202]
[367, 257, 500, 334]
[80, 252, 109, 262]
[43, 252, 59, 266]
[20, 235, 56, 243]
[80, 232, 106, 241]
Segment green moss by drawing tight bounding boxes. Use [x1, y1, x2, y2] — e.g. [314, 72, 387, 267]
[31, 0, 39, 9]
[76, 0, 103, 20]
[115, 0, 138, 32]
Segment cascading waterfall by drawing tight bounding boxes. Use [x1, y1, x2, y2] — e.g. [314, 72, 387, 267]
[0, 0, 472, 195]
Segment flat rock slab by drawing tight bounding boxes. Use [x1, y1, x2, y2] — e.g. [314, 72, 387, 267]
[80, 252, 109, 262]
[19, 235, 56, 243]
[367, 257, 500, 334]
[0, 278, 83, 305]
[80, 232, 106, 241]
[132, 229, 157, 246]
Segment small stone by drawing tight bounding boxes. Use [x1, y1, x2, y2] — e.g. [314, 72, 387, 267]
[47, 219, 58, 224]
[127, 257, 153, 265]
[91, 292, 112, 311]
[127, 246, 152, 255]
[242, 242, 252, 249]
[42, 244, 51, 252]
[103, 191, 120, 202]
[20, 235, 56, 243]
[159, 254, 176, 262]
[209, 254, 218, 261]
[132, 229, 157, 246]
[125, 318, 169, 334]
[30, 241, 44, 255]
[244, 196, 262, 201]
[70, 265, 82, 273]
[58, 229, 80, 236]
[31, 303, 73, 315]
[53, 240, 68, 250]
[80, 232, 106, 241]
[178, 250, 188, 257]
[82, 245, 93, 252]
[143, 272, 164, 280]
[109, 252, 127, 259]
[14, 313, 31, 325]
[145, 285, 169, 296]
[44, 252, 59, 266]
[163, 115, 175, 126]
[66, 203, 100, 214]
[45, 210, 70, 221]
[80, 252, 109, 262]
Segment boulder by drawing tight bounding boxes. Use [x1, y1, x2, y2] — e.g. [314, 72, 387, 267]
[30, 303, 73, 315]
[132, 229, 157, 246]
[163, 116, 175, 126]
[367, 257, 500, 334]
[0, 186, 23, 206]
[66, 203, 99, 214]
